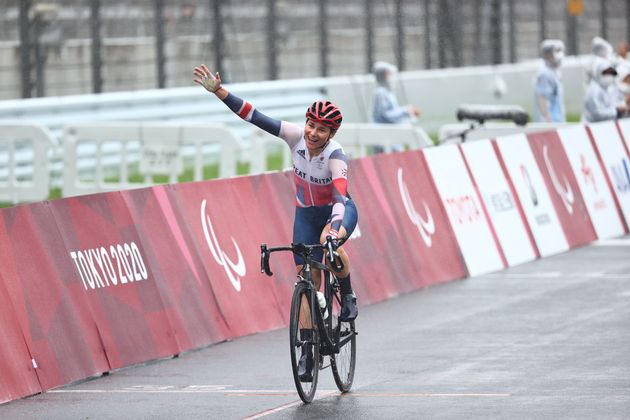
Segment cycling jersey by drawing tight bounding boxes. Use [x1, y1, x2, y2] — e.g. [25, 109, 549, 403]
[222, 92, 349, 233]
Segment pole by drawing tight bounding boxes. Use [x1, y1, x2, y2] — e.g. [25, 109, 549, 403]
[566, 10, 578, 55]
[437, 1, 446, 67]
[19, 0, 32, 98]
[33, 13, 45, 97]
[600, 0, 608, 40]
[366, 0, 374, 73]
[423, 0, 431, 68]
[538, 0, 546, 43]
[395, 0, 405, 70]
[155, 0, 166, 88]
[508, 0, 516, 63]
[319, 0, 328, 77]
[90, 0, 103, 93]
[490, 0, 502, 64]
[212, 0, 225, 80]
[267, 0, 278, 80]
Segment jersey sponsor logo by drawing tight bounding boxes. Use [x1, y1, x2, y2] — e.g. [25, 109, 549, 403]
[543, 145, 575, 214]
[294, 166, 307, 179]
[297, 149, 306, 159]
[69, 242, 149, 291]
[201, 199, 246, 292]
[397, 168, 435, 247]
[309, 175, 332, 185]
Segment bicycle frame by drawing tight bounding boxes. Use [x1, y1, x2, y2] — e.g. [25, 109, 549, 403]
[261, 237, 350, 354]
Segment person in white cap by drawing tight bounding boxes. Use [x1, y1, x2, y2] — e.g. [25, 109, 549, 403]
[534, 39, 566, 122]
[583, 57, 627, 122]
[586, 36, 615, 83]
[372, 61, 421, 124]
[371, 61, 422, 152]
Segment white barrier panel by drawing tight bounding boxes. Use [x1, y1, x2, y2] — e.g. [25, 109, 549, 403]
[587, 121, 630, 225]
[0, 123, 55, 204]
[63, 123, 244, 197]
[556, 125, 625, 238]
[459, 140, 537, 266]
[495, 133, 568, 256]
[423, 144, 505, 276]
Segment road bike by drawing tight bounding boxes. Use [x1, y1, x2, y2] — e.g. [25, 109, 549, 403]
[260, 236, 357, 403]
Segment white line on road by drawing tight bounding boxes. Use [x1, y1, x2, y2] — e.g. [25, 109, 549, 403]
[483, 272, 629, 280]
[49, 388, 312, 394]
[593, 239, 630, 247]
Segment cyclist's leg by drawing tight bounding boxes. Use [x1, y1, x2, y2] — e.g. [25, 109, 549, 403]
[293, 207, 327, 379]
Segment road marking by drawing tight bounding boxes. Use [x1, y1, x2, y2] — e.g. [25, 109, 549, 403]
[347, 392, 511, 397]
[49, 388, 311, 394]
[484, 272, 562, 279]
[243, 390, 337, 419]
[593, 239, 630, 247]
[483, 272, 629, 280]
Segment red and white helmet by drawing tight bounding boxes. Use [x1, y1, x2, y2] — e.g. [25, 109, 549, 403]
[305, 100, 343, 131]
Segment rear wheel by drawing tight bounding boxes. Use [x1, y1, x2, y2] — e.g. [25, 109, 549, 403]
[289, 282, 319, 403]
[330, 290, 356, 392]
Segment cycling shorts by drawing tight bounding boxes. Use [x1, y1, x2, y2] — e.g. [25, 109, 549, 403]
[292, 199, 358, 265]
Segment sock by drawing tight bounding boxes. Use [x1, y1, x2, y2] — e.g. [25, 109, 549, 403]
[338, 274, 353, 295]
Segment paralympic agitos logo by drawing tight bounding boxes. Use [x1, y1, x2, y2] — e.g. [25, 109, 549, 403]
[201, 199, 246, 292]
[397, 168, 435, 247]
[543, 144, 575, 214]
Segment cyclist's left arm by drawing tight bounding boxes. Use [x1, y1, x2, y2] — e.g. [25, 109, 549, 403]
[328, 149, 349, 239]
[221, 91, 303, 149]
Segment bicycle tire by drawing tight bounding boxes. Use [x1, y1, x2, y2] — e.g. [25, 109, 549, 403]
[289, 281, 319, 403]
[330, 290, 356, 392]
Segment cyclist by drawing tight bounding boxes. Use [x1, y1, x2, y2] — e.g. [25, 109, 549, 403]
[193, 65, 358, 381]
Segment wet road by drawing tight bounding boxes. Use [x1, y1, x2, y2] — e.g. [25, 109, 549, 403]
[1, 237, 629, 419]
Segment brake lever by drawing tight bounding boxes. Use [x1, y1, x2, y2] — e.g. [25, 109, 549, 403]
[325, 236, 345, 272]
[325, 236, 336, 264]
[260, 244, 273, 276]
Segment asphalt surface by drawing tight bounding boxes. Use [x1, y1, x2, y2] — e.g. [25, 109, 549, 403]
[1, 237, 629, 419]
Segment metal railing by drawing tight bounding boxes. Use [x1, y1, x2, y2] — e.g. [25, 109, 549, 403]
[0, 122, 55, 204]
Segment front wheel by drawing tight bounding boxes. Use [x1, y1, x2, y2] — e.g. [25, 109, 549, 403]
[330, 292, 356, 392]
[289, 282, 319, 403]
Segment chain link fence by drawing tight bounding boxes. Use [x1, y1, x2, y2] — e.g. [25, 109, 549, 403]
[1, 0, 629, 100]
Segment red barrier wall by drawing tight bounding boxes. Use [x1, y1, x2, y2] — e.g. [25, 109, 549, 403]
[348, 152, 467, 302]
[0, 203, 110, 395]
[528, 131, 597, 247]
[0, 123, 623, 404]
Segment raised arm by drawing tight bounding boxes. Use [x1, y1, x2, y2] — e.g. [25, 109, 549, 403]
[193, 64, 302, 147]
[327, 148, 349, 238]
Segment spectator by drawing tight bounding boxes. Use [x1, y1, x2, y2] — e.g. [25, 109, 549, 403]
[534, 39, 565, 123]
[583, 58, 627, 123]
[613, 64, 630, 113]
[615, 41, 630, 66]
[372, 61, 421, 124]
[587, 37, 615, 83]
[371, 61, 421, 152]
